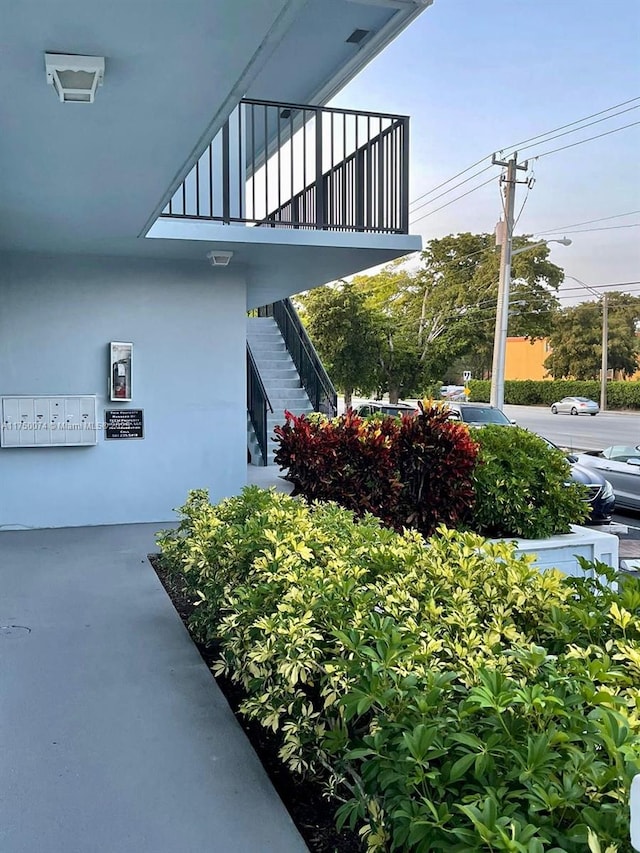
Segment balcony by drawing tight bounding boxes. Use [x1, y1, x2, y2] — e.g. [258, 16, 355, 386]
[161, 98, 409, 235]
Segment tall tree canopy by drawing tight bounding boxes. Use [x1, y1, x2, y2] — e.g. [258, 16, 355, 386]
[299, 282, 379, 407]
[544, 292, 640, 379]
[299, 232, 566, 401]
[354, 232, 564, 394]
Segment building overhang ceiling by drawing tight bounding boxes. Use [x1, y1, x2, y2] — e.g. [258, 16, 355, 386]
[0, 0, 430, 262]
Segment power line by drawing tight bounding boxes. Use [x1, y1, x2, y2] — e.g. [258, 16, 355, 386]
[410, 175, 496, 225]
[551, 223, 640, 235]
[495, 95, 640, 158]
[409, 155, 491, 209]
[534, 210, 640, 235]
[512, 167, 534, 231]
[427, 288, 640, 330]
[411, 119, 639, 229]
[559, 279, 640, 291]
[533, 120, 640, 160]
[355, 263, 640, 304]
[409, 96, 640, 207]
[501, 103, 640, 159]
[409, 164, 494, 216]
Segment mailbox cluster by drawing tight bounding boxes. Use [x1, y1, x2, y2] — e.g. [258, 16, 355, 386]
[0, 396, 98, 447]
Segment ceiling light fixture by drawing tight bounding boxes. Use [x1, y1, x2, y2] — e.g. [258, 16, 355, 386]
[206, 251, 233, 267]
[45, 53, 105, 103]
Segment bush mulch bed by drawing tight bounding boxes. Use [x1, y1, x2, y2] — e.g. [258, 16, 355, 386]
[150, 554, 363, 853]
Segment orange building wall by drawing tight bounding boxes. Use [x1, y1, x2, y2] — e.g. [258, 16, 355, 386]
[505, 335, 640, 380]
[505, 337, 551, 380]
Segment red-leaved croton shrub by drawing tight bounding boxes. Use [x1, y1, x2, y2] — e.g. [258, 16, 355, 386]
[273, 410, 402, 527]
[394, 401, 479, 534]
[273, 402, 479, 537]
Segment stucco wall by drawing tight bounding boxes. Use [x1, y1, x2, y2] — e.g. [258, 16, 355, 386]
[0, 253, 247, 528]
[505, 337, 551, 381]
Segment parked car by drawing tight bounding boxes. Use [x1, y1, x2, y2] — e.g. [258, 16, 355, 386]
[444, 402, 516, 426]
[574, 444, 640, 511]
[354, 401, 419, 418]
[550, 396, 599, 416]
[440, 385, 466, 401]
[539, 437, 616, 524]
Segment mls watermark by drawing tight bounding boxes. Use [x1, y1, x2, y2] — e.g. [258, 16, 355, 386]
[3, 421, 106, 431]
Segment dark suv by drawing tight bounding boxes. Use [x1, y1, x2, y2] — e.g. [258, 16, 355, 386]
[540, 438, 615, 525]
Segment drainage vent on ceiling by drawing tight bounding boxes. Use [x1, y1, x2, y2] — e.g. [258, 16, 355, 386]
[346, 29, 370, 44]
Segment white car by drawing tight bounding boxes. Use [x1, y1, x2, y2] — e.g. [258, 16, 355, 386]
[550, 396, 599, 416]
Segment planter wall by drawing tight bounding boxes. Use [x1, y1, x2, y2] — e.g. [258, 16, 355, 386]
[493, 525, 619, 580]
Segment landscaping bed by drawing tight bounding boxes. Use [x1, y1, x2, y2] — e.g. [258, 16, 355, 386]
[150, 552, 363, 853]
[155, 487, 640, 852]
[153, 407, 638, 850]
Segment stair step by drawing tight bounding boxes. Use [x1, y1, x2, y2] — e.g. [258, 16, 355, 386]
[248, 314, 322, 465]
[248, 341, 287, 352]
[264, 381, 302, 391]
[267, 392, 310, 402]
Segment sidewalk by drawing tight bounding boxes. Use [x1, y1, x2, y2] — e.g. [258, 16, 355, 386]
[0, 524, 307, 853]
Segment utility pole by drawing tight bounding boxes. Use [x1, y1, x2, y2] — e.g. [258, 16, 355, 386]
[490, 153, 528, 410]
[600, 291, 608, 412]
[565, 275, 609, 412]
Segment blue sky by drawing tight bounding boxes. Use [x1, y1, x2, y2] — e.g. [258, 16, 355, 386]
[331, 0, 640, 305]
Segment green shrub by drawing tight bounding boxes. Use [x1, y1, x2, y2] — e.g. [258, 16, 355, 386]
[468, 379, 640, 409]
[274, 403, 479, 537]
[273, 407, 586, 540]
[158, 488, 640, 853]
[470, 425, 589, 539]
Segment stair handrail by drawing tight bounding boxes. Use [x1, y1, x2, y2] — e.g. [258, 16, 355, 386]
[246, 343, 273, 466]
[259, 299, 337, 417]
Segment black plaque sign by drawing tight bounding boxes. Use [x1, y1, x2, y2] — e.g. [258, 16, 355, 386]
[104, 409, 144, 440]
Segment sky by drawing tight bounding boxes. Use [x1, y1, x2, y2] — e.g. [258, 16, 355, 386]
[330, 0, 640, 306]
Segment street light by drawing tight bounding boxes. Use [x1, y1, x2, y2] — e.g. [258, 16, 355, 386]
[489, 234, 572, 410]
[564, 274, 609, 412]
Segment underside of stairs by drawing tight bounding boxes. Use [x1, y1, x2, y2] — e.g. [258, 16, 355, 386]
[247, 316, 314, 465]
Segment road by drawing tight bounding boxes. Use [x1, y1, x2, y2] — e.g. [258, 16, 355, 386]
[502, 405, 640, 545]
[503, 405, 639, 452]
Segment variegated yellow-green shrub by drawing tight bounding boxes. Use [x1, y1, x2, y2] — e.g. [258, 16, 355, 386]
[158, 487, 640, 853]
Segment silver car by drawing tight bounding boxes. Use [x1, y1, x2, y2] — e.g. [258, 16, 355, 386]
[574, 444, 640, 510]
[550, 396, 599, 416]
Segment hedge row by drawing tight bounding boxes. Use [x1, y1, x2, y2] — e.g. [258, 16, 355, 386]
[158, 487, 640, 852]
[274, 408, 587, 539]
[468, 379, 640, 408]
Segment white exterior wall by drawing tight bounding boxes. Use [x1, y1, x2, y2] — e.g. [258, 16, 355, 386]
[0, 253, 247, 529]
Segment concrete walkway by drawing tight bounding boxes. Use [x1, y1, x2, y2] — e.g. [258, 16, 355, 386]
[0, 524, 307, 853]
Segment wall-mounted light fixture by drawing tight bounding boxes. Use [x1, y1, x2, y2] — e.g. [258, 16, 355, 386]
[206, 251, 233, 267]
[45, 53, 105, 103]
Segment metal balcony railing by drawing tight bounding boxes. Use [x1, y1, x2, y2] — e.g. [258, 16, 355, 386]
[246, 343, 273, 466]
[162, 98, 409, 234]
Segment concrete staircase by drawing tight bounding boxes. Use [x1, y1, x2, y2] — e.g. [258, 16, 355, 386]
[247, 316, 314, 465]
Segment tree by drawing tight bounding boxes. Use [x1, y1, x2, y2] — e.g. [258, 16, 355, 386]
[351, 263, 429, 402]
[544, 292, 640, 379]
[298, 282, 380, 407]
[415, 232, 564, 375]
[351, 232, 564, 395]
